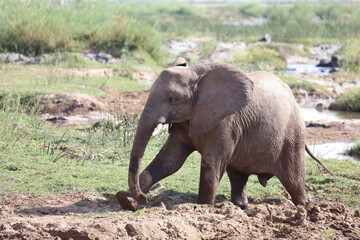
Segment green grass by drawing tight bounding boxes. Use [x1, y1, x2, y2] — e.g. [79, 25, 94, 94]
[0, 0, 164, 63]
[43, 53, 105, 69]
[2, 0, 360, 60]
[229, 43, 309, 72]
[0, 65, 150, 99]
[120, 2, 360, 43]
[336, 42, 360, 74]
[329, 88, 360, 111]
[344, 142, 360, 159]
[280, 75, 331, 97]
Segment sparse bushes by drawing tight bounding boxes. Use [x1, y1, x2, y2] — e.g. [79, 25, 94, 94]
[0, 93, 43, 149]
[91, 16, 162, 61]
[345, 142, 360, 159]
[0, 0, 163, 62]
[0, 0, 73, 55]
[330, 88, 360, 112]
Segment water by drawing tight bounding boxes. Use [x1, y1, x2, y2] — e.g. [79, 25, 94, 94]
[300, 107, 360, 122]
[43, 111, 116, 128]
[285, 63, 333, 75]
[307, 142, 357, 161]
[223, 17, 267, 26]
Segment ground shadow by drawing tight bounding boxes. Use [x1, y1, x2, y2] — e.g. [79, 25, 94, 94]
[16, 189, 287, 216]
[16, 193, 121, 216]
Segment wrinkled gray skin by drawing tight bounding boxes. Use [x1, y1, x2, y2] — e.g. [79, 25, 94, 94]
[128, 61, 308, 209]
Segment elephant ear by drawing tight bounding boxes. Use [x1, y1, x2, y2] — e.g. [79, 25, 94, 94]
[173, 57, 187, 67]
[189, 63, 254, 137]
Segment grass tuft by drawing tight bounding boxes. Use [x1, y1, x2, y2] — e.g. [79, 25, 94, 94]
[330, 88, 360, 111]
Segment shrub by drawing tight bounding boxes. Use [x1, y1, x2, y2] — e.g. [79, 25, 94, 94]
[0, 0, 164, 63]
[330, 88, 360, 111]
[345, 142, 360, 159]
[0, 0, 73, 55]
[91, 16, 163, 61]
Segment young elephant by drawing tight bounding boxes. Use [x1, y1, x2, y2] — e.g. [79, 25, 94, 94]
[122, 61, 330, 210]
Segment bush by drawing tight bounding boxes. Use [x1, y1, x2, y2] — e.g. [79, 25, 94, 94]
[0, 0, 164, 63]
[238, 3, 265, 18]
[330, 88, 360, 111]
[91, 16, 163, 61]
[345, 142, 360, 159]
[232, 44, 286, 71]
[0, 0, 73, 55]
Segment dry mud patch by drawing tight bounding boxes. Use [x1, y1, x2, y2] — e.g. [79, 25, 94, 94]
[1, 191, 359, 239]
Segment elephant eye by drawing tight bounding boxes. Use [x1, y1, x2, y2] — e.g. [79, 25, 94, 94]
[168, 96, 178, 104]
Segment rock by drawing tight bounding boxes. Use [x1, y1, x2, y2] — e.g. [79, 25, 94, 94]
[208, 42, 246, 62]
[132, 66, 157, 85]
[310, 44, 341, 61]
[317, 55, 342, 68]
[0, 52, 121, 65]
[354, 210, 360, 217]
[46, 116, 67, 123]
[125, 224, 138, 237]
[306, 122, 330, 128]
[116, 191, 138, 211]
[315, 102, 332, 111]
[164, 40, 202, 63]
[257, 33, 271, 43]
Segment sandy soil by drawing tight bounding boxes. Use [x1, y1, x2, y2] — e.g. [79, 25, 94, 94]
[1, 188, 359, 240]
[306, 120, 360, 144]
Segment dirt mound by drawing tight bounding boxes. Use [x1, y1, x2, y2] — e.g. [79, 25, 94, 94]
[1, 191, 359, 239]
[39, 91, 149, 116]
[40, 93, 108, 115]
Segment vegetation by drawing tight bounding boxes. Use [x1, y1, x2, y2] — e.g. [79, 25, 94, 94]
[336, 42, 360, 73]
[330, 88, 360, 111]
[344, 142, 360, 159]
[0, 0, 163, 62]
[1, 1, 360, 60]
[231, 43, 309, 71]
[119, 2, 360, 42]
[280, 75, 330, 97]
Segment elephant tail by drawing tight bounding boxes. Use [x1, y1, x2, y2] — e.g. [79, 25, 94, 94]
[305, 144, 333, 175]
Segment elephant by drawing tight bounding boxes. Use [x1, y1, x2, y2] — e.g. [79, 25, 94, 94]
[121, 60, 331, 210]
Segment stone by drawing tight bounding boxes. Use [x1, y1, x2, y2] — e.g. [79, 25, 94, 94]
[257, 33, 271, 43]
[317, 55, 342, 68]
[208, 42, 246, 62]
[116, 191, 139, 211]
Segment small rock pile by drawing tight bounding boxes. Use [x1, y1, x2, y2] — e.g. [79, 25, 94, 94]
[0, 52, 122, 65]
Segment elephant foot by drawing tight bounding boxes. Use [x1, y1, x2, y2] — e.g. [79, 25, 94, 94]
[231, 195, 248, 210]
[116, 191, 138, 211]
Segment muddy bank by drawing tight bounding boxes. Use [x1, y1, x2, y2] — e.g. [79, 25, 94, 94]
[1, 191, 359, 239]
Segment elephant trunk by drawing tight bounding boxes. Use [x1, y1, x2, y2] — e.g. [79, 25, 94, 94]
[128, 105, 158, 203]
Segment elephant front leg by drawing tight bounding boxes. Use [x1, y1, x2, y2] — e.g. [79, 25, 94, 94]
[197, 156, 226, 205]
[227, 168, 249, 209]
[139, 133, 194, 194]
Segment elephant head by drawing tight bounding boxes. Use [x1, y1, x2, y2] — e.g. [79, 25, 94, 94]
[128, 61, 254, 203]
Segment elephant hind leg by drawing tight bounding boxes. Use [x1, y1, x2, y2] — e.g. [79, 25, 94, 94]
[227, 168, 249, 209]
[278, 136, 308, 206]
[279, 178, 308, 206]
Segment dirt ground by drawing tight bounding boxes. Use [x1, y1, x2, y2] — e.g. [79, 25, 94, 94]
[1, 188, 359, 240]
